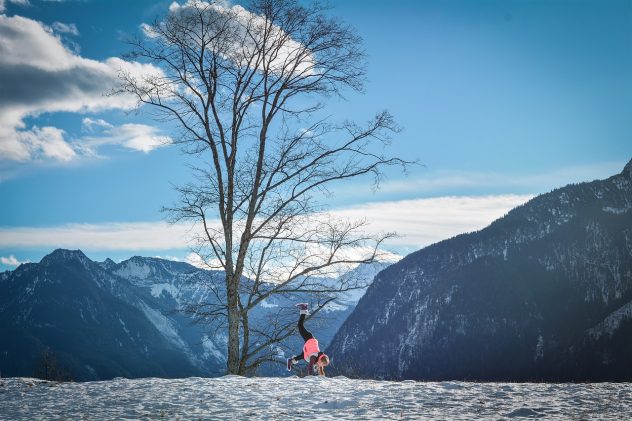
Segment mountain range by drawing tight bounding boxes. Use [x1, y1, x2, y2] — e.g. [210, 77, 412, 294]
[4, 160, 631, 382]
[328, 159, 632, 381]
[0, 250, 389, 380]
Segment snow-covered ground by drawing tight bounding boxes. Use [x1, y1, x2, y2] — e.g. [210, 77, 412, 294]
[1, 376, 631, 420]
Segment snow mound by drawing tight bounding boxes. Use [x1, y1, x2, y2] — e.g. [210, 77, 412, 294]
[1, 376, 630, 420]
[0, 375, 632, 420]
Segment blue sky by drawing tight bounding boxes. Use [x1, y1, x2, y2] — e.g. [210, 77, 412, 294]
[1, 0, 630, 270]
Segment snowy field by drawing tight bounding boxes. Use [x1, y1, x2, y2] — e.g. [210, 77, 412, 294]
[1, 376, 631, 420]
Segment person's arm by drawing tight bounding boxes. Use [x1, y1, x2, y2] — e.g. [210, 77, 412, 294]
[318, 365, 325, 376]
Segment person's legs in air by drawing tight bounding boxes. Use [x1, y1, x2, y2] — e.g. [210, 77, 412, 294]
[296, 303, 313, 342]
[287, 303, 313, 371]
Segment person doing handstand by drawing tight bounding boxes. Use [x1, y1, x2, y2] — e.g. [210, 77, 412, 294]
[286, 303, 330, 376]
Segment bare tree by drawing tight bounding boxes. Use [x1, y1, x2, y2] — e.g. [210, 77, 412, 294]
[117, 0, 409, 375]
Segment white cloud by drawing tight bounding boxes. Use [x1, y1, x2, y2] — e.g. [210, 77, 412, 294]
[51, 22, 79, 35]
[185, 252, 218, 269]
[329, 161, 626, 207]
[107, 124, 172, 153]
[329, 194, 533, 249]
[1, 0, 30, 11]
[0, 123, 78, 162]
[0, 221, 193, 251]
[17, 126, 77, 162]
[161, 1, 314, 76]
[0, 195, 532, 253]
[139, 22, 158, 39]
[153, 254, 182, 262]
[51, 21, 79, 36]
[82, 117, 113, 132]
[81, 120, 172, 153]
[0, 254, 29, 266]
[0, 195, 532, 280]
[378, 162, 625, 197]
[0, 15, 165, 163]
[0, 15, 80, 71]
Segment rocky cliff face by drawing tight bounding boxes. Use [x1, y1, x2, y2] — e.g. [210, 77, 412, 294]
[328, 159, 632, 381]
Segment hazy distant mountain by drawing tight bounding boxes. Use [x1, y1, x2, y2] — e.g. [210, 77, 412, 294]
[0, 249, 393, 380]
[328, 159, 632, 381]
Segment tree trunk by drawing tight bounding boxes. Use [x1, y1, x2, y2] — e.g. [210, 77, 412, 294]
[238, 312, 249, 375]
[226, 275, 240, 374]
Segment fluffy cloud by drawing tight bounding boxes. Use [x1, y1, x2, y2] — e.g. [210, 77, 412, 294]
[117, 124, 172, 153]
[330, 194, 532, 249]
[185, 252, 215, 269]
[50, 21, 78, 35]
[0, 0, 30, 12]
[16, 126, 77, 161]
[82, 118, 113, 132]
[81, 119, 172, 154]
[0, 3, 313, 164]
[0, 254, 29, 266]
[0, 15, 164, 162]
[163, 1, 314, 75]
[0, 221, 193, 251]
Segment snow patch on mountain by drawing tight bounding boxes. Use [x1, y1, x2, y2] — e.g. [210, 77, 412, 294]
[118, 316, 131, 339]
[202, 335, 225, 362]
[114, 259, 152, 280]
[587, 300, 632, 340]
[138, 301, 187, 350]
[603, 206, 631, 214]
[534, 334, 544, 361]
[24, 275, 40, 295]
[322, 301, 348, 312]
[97, 258, 117, 271]
[150, 283, 179, 299]
[259, 299, 279, 308]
